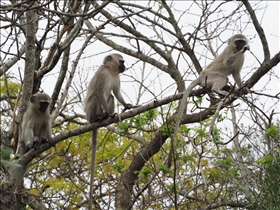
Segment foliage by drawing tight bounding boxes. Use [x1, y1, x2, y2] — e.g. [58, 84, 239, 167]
[265, 124, 280, 139]
[250, 151, 280, 209]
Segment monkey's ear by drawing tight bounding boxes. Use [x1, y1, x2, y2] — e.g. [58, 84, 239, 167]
[105, 55, 113, 62]
[30, 95, 36, 103]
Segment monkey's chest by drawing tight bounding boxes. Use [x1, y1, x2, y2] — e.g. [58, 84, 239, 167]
[33, 122, 46, 138]
[104, 78, 119, 98]
[32, 118, 47, 135]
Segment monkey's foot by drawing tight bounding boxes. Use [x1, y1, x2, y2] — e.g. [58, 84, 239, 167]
[93, 112, 110, 122]
[240, 86, 250, 95]
[48, 137, 55, 145]
[93, 116, 103, 122]
[102, 111, 110, 120]
[33, 136, 40, 144]
[41, 137, 48, 143]
[25, 141, 34, 152]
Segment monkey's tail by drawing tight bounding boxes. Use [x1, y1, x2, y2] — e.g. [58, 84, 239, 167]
[177, 80, 198, 122]
[169, 80, 198, 168]
[89, 129, 97, 210]
[173, 79, 198, 138]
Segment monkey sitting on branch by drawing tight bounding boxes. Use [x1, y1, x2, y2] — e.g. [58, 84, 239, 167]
[173, 34, 250, 137]
[84, 53, 136, 209]
[16, 92, 54, 156]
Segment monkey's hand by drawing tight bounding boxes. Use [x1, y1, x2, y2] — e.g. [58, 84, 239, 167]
[242, 45, 250, 53]
[41, 136, 55, 146]
[121, 103, 134, 113]
[125, 103, 133, 109]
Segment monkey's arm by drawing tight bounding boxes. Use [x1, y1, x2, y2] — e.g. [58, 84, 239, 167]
[113, 85, 133, 109]
[232, 72, 242, 88]
[23, 121, 36, 151]
[41, 117, 54, 144]
[45, 122, 52, 139]
[229, 45, 249, 88]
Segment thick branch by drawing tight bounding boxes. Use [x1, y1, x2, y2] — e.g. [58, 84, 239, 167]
[50, 45, 70, 112]
[0, 42, 26, 77]
[116, 103, 215, 209]
[245, 51, 280, 88]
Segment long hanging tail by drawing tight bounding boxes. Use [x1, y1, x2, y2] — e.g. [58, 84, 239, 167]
[89, 129, 97, 210]
[173, 79, 198, 140]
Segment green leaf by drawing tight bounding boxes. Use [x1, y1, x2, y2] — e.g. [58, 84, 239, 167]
[256, 155, 273, 165]
[158, 164, 170, 174]
[265, 124, 280, 139]
[167, 183, 178, 193]
[0, 160, 21, 168]
[141, 168, 152, 177]
[1, 149, 12, 159]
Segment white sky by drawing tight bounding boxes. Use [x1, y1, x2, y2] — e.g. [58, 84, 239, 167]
[1, 1, 279, 119]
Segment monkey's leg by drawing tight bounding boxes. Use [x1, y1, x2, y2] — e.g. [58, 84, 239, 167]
[86, 97, 102, 122]
[207, 75, 229, 96]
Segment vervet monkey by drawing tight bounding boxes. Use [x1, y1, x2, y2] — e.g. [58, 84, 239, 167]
[173, 34, 249, 138]
[84, 53, 133, 209]
[16, 92, 53, 155]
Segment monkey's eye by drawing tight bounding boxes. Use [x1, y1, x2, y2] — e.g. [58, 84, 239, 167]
[40, 102, 49, 106]
[235, 40, 245, 46]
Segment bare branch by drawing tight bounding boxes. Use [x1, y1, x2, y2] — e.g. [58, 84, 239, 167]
[242, 0, 270, 61]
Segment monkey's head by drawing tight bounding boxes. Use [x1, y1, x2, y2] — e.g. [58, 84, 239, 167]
[103, 53, 126, 73]
[30, 92, 51, 113]
[228, 34, 249, 52]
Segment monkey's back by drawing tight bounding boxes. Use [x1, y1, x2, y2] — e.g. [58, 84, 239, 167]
[202, 47, 245, 77]
[84, 65, 120, 122]
[85, 66, 120, 100]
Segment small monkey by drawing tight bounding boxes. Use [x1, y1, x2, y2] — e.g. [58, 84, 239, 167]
[173, 34, 249, 138]
[84, 53, 133, 209]
[16, 92, 53, 155]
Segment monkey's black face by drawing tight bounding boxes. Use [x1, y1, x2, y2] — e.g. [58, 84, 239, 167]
[235, 39, 247, 51]
[39, 102, 49, 113]
[118, 60, 126, 73]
